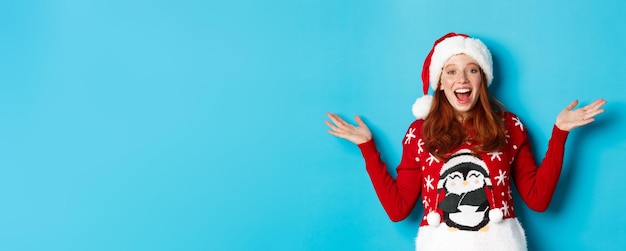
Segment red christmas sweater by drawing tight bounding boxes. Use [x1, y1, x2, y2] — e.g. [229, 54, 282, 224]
[358, 112, 569, 227]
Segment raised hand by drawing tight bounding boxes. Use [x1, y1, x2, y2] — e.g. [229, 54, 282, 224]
[556, 99, 607, 131]
[325, 112, 372, 145]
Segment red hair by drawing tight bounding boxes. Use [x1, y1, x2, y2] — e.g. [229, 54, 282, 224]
[422, 72, 506, 160]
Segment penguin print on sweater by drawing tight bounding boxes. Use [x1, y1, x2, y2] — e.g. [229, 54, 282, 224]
[437, 150, 493, 231]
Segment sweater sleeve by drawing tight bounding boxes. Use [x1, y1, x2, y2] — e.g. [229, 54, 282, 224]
[511, 125, 569, 212]
[357, 123, 422, 222]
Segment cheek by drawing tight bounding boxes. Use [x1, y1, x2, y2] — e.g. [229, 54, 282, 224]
[439, 77, 454, 90]
[447, 178, 458, 187]
[439, 80, 456, 100]
[469, 75, 483, 88]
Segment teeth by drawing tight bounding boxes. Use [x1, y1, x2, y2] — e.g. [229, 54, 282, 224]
[455, 89, 471, 94]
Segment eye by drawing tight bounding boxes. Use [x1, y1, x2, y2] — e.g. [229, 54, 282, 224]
[447, 173, 463, 182]
[446, 70, 456, 75]
[468, 68, 479, 74]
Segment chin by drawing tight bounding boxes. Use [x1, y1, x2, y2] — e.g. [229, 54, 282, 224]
[452, 105, 474, 113]
[454, 100, 479, 112]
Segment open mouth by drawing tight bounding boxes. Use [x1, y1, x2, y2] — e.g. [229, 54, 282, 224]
[454, 88, 472, 104]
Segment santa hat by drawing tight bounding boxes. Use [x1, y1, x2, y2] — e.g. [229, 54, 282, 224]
[412, 32, 494, 119]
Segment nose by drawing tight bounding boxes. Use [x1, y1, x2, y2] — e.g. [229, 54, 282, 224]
[457, 71, 469, 83]
[462, 180, 469, 186]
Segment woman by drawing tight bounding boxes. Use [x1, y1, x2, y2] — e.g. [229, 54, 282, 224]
[324, 32, 606, 251]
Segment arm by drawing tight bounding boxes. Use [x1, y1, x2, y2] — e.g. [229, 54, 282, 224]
[512, 98, 606, 211]
[358, 131, 422, 222]
[512, 126, 568, 212]
[325, 112, 422, 221]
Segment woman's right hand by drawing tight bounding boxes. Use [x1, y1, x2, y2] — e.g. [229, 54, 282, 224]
[325, 112, 372, 145]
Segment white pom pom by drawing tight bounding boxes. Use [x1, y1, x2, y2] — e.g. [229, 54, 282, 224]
[412, 95, 433, 119]
[489, 208, 503, 223]
[426, 211, 441, 226]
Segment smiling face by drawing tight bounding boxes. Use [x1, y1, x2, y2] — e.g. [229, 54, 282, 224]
[439, 54, 483, 120]
[442, 164, 487, 194]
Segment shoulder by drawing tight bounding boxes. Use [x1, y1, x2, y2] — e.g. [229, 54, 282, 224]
[503, 112, 524, 129]
[400, 119, 426, 152]
[408, 119, 425, 129]
[405, 119, 425, 134]
[502, 112, 528, 142]
[502, 111, 519, 121]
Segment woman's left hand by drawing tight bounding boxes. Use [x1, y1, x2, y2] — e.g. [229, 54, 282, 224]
[556, 98, 607, 131]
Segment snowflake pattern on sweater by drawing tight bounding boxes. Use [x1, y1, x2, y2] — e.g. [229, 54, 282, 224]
[414, 113, 521, 227]
[359, 112, 569, 229]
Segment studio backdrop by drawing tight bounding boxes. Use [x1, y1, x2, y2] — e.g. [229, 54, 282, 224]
[0, 0, 624, 250]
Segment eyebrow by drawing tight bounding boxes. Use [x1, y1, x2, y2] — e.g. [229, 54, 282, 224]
[444, 62, 480, 68]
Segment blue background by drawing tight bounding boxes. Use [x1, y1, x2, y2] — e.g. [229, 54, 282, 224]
[1, 0, 624, 250]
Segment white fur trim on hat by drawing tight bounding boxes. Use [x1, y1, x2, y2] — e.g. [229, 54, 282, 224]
[428, 36, 493, 90]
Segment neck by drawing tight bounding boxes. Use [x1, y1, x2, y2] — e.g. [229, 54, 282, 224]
[456, 112, 469, 123]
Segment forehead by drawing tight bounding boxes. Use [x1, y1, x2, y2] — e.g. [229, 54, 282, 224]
[444, 54, 479, 67]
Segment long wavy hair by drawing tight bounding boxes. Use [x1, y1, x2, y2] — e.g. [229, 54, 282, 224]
[422, 71, 507, 160]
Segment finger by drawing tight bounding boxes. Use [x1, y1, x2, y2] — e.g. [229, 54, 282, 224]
[326, 129, 345, 138]
[325, 120, 352, 135]
[324, 113, 340, 128]
[355, 115, 368, 128]
[324, 120, 340, 131]
[326, 112, 349, 128]
[587, 98, 607, 111]
[337, 115, 357, 129]
[325, 112, 335, 125]
[580, 100, 607, 119]
[325, 112, 340, 124]
[565, 100, 578, 111]
[580, 99, 605, 114]
[585, 108, 605, 120]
